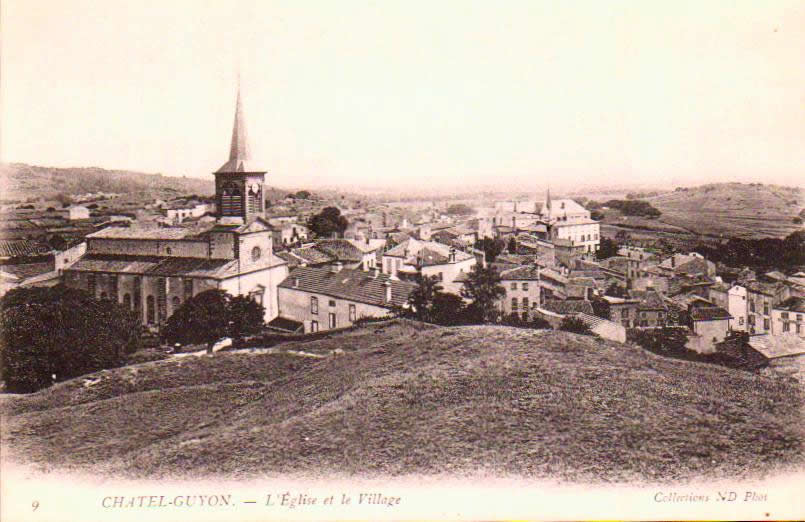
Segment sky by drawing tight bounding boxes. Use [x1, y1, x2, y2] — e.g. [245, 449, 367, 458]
[2, 0, 804, 191]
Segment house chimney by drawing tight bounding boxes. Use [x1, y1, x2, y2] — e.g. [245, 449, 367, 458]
[331, 262, 343, 273]
[293, 276, 299, 288]
[383, 280, 392, 303]
[449, 247, 456, 263]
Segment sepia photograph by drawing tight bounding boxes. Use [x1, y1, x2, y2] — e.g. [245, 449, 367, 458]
[1, 1, 803, 520]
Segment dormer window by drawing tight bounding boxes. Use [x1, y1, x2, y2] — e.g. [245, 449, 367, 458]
[251, 246, 262, 262]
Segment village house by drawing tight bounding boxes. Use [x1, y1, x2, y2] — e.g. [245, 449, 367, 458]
[686, 299, 733, 353]
[274, 264, 416, 333]
[382, 238, 476, 295]
[314, 238, 385, 270]
[62, 84, 289, 327]
[629, 289, 669, 327]
[599, 295, 641, 328]
[745, 280, 791, 335]
[161, 201, 214, 224]
[497, 264, 542, 320]
[771, 297, 805, 337]
[272, 222, 310, 248]
[539, 191, 600, 256]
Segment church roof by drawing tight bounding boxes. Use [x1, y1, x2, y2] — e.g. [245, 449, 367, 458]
[216, 85, 264, 173]
[65, 253, 286, 280]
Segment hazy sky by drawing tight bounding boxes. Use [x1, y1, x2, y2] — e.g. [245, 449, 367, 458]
[2, 0, 804, 191]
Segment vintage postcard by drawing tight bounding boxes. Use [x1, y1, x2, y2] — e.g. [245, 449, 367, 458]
[1, 1, 803, 520]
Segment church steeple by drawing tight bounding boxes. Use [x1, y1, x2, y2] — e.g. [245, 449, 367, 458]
[214, 82, 267, 222]
[217, 83, 259, 174]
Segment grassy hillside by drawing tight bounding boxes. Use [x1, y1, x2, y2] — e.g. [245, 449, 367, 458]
[0, 163, 214, 201]
[649, 183, 804, 239]
[1, 320, 801, 482]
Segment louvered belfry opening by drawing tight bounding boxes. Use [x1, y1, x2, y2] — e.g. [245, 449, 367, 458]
[221, 181, 243, 217]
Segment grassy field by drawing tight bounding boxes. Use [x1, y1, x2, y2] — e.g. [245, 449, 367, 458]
[649, 183, 803, 239]
[1, 320, 802, 483]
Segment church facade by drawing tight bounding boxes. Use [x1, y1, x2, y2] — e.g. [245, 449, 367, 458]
[62, 86, 288, 328]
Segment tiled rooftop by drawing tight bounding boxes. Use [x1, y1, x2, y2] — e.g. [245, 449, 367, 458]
[279, 266, 415, 308]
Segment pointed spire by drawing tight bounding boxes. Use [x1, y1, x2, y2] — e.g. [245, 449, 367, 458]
[546, 188, 552, 212]
[216, 80, 261, 173]
[229, 85, 251, 162]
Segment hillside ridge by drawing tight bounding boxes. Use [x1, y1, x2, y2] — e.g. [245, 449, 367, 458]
[2, 320, 801, 483]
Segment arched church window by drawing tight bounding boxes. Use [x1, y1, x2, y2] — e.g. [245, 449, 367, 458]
[252, 246, 262, 262]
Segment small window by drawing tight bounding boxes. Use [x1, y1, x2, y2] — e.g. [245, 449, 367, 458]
[738, 317, 744, 325]
[311, 320, 319, 333]
[252, 246, 262, 262]
[797, 314, 803, 322]
[349, 304, 357, 322]
[510, 282, 517, 290]
[511, 297, 518, 310]
[310, 296, 318, 315]
[166, 247, 172, 255]
[522, 282, 529, 291]
[781, 312, 789, 319]
[783, 322, 790, 332]
[522, 297, 529, 309]
[764, 318, 770, 330]
[329, 312, 336, 329]
[172, 296, 181, 309]
[329, 299, 336, 307]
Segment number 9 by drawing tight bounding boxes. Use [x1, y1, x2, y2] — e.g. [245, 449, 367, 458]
[32, 500, 39, 511]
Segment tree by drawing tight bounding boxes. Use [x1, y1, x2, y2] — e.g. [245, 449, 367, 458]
[407, 274, 442, 323]
[294, 190, 311, 200]
[596, 237, 619, 260]
[460, 264, 505, 324]
[475, 237, 506, 263]
[604, 281, 629, 298]
[308, 206, 349, 238]
[559, 316, 595, 336]
[507, 236, 517, 254]
[431, 292, 469, 326]
[628, 327, 688, 355]
[161, 290, 265, 349]
[445, 204, 476, 217]
[227, 295, 266, 340]
[0, 285, 140, 393]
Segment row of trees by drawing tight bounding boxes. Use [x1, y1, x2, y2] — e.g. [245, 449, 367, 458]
[693, 231, 804, 273]
[404, 264, 506, 325]
[0, 286, 141, 393]
[0, 286, 265, 394]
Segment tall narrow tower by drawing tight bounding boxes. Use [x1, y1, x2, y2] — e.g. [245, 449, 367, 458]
[214, 85, 266, 223]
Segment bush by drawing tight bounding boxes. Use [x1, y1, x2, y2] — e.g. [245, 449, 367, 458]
[0, 285, 140, 393]
[604, 199, 661, 218]
[559, 316, 595, 336]
[161, 290, 264, 347]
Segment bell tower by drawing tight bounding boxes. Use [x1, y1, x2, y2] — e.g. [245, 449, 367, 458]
[214, 83, 266, 223]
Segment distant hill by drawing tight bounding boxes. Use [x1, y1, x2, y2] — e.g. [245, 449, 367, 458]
[648, 183, 804, 239]
[2, 320, 800, 482]
[0, 163, 214, 202]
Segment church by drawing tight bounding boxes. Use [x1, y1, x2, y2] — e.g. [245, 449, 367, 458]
[62, 86, 288, 327]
